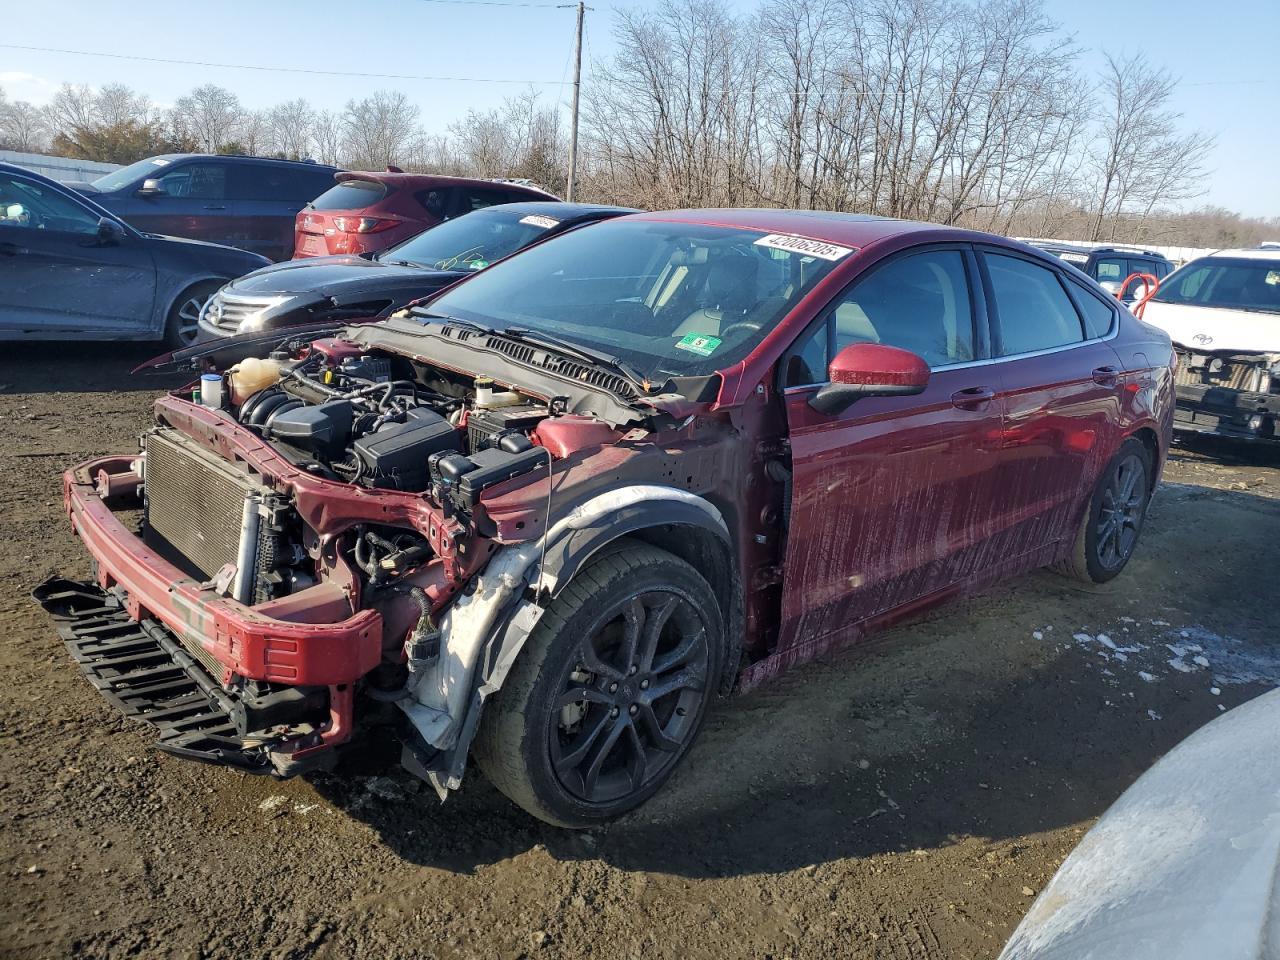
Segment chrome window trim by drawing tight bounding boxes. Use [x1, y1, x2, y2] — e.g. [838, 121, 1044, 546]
[780, 322, 1119, 393]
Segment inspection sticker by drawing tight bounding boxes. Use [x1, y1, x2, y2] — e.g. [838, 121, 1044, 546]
[519, 214, 560, 229]
[753, 233, 854, 261]
[674, 333, 722, 357]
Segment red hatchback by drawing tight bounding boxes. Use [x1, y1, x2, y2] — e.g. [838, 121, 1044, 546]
[39, 210, 1174, 827]
[293, 172, 559, 259]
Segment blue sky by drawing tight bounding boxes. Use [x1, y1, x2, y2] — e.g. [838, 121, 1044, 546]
[2, 0, 1275, 216]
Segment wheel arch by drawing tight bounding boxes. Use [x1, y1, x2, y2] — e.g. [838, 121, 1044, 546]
[543, 506, 743, 696]
[1125, 425, 1161, 492]
[160, 275, 228, 326]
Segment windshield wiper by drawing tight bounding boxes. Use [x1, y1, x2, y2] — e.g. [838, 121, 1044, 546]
[501, 326, 653, 393]
[410, 311, 492, 334]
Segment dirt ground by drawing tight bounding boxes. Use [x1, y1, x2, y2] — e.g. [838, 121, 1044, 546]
[2, 343, 1277, 960]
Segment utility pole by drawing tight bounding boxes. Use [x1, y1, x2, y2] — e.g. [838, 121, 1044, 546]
[565, 1, 585, 201]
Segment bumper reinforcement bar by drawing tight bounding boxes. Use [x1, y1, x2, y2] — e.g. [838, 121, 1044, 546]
[32, 577, 273, 774]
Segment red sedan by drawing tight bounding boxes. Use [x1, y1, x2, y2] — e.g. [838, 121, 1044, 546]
[293, 171, 558, 259]
[39, 209, 1173, 827]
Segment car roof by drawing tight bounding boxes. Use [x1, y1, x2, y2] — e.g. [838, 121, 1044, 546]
[334, 170, 558, 197]
[624, 208, 994, 248]
[145, 153, 339, 170]
[1198, 247, 1280, 261]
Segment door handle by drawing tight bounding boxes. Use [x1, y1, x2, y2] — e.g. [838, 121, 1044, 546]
[951, 386, 996, 409]
[0, 241, 27, 256]
[1092, 365, 1121, 385]
[202, 205, 227, 211]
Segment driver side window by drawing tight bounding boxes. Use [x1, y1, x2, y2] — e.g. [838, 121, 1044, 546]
[0, 173, 101, 235]
[784, 249, 976, 386]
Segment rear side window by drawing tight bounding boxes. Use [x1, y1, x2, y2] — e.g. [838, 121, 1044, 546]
[310, 180, 389, 211]
[1093, 257, 1127, 282]
[230, 165, 328, 202]
[1066, 277, 1117, 339]
[455, 188, 511, 214]
[986, 253, 1084, 355]
[416, 188, 447, 219]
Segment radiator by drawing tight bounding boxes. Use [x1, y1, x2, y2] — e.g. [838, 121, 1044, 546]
[143, 429, 261, 582]
[1173, 349, 1271, 393]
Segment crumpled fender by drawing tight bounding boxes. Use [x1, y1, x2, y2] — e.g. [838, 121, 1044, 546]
[396, 484, 730, 796]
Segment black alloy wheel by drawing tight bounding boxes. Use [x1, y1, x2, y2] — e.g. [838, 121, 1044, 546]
[473, 543, 724, 827]
[550, 589, 711, 804]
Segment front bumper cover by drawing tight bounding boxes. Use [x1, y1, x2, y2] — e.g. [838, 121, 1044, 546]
[42, 454, 384, 771]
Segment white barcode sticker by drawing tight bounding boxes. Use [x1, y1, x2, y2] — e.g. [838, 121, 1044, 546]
[519, 214, 560, 229]
[753, 233, 854, 261]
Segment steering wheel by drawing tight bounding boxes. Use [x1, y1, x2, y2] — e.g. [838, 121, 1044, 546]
[718, 320, 764, 339]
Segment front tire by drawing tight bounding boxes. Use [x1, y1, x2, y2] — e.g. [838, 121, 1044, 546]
[473, 543, 723, 827]
[163, 281, 222, 349]
[1056, 437, 1153, 583]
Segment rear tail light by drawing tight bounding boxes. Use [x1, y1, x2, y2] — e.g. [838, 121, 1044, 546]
[332, 216, 395, 234]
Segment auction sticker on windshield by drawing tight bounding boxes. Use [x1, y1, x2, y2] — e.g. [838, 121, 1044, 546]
[519, 215, 560, 229]
[674, 333, 722, 357]
[753, 234, 854, 261]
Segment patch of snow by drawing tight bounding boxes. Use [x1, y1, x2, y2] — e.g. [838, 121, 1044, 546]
[1138, 672, 1157, 683]
[1032, 630, 1044, 641]
[258, 796, 288, 812]
[1074, 633, 1094, 644]
[1210, 687, 1221, 696]
[1193, 655, 1210, 668]
[1147, 709, 1162, 720]
[1169, 658, 1196, 673]
[1113, 651, 1128, 662]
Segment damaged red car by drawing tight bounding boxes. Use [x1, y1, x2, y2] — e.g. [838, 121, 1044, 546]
[36, 211, 1175, 826]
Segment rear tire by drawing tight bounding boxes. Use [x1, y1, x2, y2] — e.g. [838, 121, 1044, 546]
[1055, 437, 1153, 583]
[473, 543, 723, 827]
[163, 281, 222, 349]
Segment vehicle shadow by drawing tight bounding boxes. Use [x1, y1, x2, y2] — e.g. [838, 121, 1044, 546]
[0, 342, 185, 395]
[309, 480, 1279, 879]
[1170, 431, 1280, 468]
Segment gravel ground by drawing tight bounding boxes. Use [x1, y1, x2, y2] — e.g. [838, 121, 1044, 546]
[1, 343, 1277, 960]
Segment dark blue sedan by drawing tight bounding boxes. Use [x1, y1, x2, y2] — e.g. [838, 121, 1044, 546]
[0, 162, 270, 347]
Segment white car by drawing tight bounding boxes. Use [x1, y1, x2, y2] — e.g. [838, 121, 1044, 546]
[1140, 247, 1280, 444]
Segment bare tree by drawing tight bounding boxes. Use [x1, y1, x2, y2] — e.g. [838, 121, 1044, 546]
[312, 110, 343, 166]
[43, 83, 98, 134]
[95, 83, 154, 127]
[239, 109, 271, 156]
[171, 84, 244, 153]
[1087, 52, 1213, 240]
[0, 87, 49, 151]
[269, 98, 315, 160]
[341, 90, 420, 169]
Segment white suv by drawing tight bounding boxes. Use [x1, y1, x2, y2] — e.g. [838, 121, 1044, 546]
[1141, 247, 1280, 443]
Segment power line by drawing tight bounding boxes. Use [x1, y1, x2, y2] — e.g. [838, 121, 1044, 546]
[411, 0, 565, 6]
[0, 44, 562, 85]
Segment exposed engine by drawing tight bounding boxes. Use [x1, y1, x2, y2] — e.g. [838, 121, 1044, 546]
[233, 341, 552, 513]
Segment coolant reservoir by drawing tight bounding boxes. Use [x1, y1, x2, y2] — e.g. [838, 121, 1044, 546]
[473, 376, 523, 409]
[229, 357, 283, 404]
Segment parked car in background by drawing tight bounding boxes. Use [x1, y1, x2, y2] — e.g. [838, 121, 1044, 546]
[69, 154, 339, 261]
[999, 688, 1280, 960]
[294, 171, 558, 259]
[199, 202, 635, 340]
[1140, 247, 1280, 443]
[0, 162, 270, 346]
[38, 210, 1174, 827]
[1033, 242, 1175, 300]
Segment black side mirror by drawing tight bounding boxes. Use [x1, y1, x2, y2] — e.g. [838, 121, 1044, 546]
[95, 217, 126, 246]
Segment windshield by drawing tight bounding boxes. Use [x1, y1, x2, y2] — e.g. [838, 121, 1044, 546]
[90, 156, 177, 193]
[381, 207, 561, 271]
[1153, 257, 1280, 314]
[422, 218, 849, 380]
